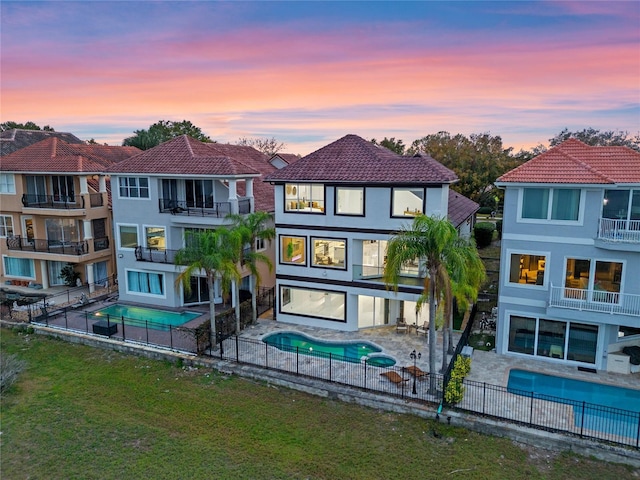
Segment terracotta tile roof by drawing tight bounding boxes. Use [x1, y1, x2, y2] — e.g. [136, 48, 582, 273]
[1, 129, 84, 156]
[265, 134, 458, 184]
[0, 137, 140, 173]
[108, 135, 276, 212]
[448, 190, 479, 228]
[269, 153, 301, 165]
[497, 139, 640, 184]
[107, 135, 263, 177]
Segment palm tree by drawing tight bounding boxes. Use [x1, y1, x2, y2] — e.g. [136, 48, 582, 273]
[384, 215, 484, 393]
[174, 228, 241, 350]
[227, 211, 275, 328]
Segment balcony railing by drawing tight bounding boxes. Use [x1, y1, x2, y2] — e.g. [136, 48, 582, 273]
[21, 194, 84, 209]
[159, 198, 232, 218]
[6, 236, 88, 256]
[135, 246, 180, 264]
[598, 218, 640, 244]
[89, 193, 104, 207]
[549, 284, 640, 317]
[93, 237, 110, 252]
[352, 264, 424, 287]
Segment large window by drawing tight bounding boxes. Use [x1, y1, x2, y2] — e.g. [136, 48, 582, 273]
[508, 315, 597, 364]
[183, 276, 216, 304]
[45, 218, 79, 244]
[118, 225, 138, 249]
[284, 183, 325, 213]
[126, 270, 164, 296]
[508, 253, 546, 286]
[0, 215, 14, 237]
[564, 258, 622, 303]
[279, 286, 345, 322]
[3, 256, 35, 278]
[392, 188, 424, 217]
[119, 177, 149, 198]
[26, 175, 46, 199]
[145, 226, 166, 249]
[336, 187, 364, 215]
[521, 188, 580, 221]
[51, 175, 75, 202]
[603, 189, 640, 221]
[0, 173, 15, 194]
[185, 179, 214, 208]
[311, 238, 346, 269]
[280, 235, 306, 265]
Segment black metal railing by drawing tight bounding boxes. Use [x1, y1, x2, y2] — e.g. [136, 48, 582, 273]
[158, 198, 232, 218]
[7, 236, 88, 255]
[93, 237, 109, 252]
[89, 193, 104, 207]
[135, 246, 180, 264]
[21, 194, 84, 209]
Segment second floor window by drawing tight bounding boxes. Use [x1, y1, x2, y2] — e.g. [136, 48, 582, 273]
[0, 173, 15, 194]
[119, 177, 149, 198]
[52, 175, 75, 202]
[285, 183, 325, 213]
[336, 187, 364, 215]
[0, 215, 14, 237]
[522, 188, 580, 221]
[392, 188, 424, 217]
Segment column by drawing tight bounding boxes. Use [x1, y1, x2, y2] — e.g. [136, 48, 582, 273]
[228, 179, 238, 214]
[245, 178, 254, 213]
[87, 263, 95, 294]
[40, 261, 49, 289]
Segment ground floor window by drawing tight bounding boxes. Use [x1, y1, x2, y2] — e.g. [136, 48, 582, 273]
[3, 256, 35, 278]
[127, 270, 164, 296]
[279, 285, 345, 322]
[48, 260, 67, 286]
[358, 296, 388, 328]
[507, 315, 597, 364]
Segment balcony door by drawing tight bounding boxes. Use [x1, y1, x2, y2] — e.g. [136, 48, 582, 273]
[51, 175, 75, 202]
[185, 180, 214, 208]
[26, 175, 46, 201]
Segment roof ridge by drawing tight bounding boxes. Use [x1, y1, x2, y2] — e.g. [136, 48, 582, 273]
[556, 144, 614, 183]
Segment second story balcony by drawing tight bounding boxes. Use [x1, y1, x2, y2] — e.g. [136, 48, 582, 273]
[22, 194, 84, 210]
[7, 236, 88, 256]
[549, 284, 640, 317]
[135, 246, 180, 264]
[159, 198, 251, 218]
[598, 218, 640, 243]
[352, 264, 424, 288]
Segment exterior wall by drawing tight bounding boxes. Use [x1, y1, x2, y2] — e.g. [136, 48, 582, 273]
[273, 183, 447, 331]
[1, 172, 115, 289]
[496, 184, 640, 371]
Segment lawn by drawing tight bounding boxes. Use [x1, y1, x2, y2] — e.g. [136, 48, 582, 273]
[1, 328, 637, 480]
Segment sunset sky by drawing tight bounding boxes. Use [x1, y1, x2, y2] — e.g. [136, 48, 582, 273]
[1, 1, 638, 155]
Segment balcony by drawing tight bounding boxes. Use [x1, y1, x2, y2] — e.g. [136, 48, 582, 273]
[352, 264, 425, 288]
[93, 237, 110, 252]
[7, 236, 88, 256]
[22, 194, 84, 209]
[598, 218, 640, 244]
[89, 193, 104, 207]
[158, 198, 251, 217]
[135, 246, 180, 264]
[549, 285, 640, 317]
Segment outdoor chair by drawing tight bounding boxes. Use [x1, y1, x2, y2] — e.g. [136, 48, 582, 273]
[415, 322, 428, 336]
[380, 371, 408, 384]
[403, 365, 428, 379]
[396, 318, 408, 334]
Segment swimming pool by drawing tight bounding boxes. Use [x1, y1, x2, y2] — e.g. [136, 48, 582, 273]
[92, 304, 201, 330]
[262, 331, 396, 366]
[507, 369, 640, 437]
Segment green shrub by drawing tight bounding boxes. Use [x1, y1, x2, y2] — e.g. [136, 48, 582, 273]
[495, 219, 503, 239]
[474, 222, 495, 248]
[444, 355, 471, 405]
[477, 206, 493, 215]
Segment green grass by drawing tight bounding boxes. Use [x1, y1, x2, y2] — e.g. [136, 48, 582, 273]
[1, 329, 637, 479]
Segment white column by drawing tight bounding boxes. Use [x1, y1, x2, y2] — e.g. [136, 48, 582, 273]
[79, 176, 88, 194]
[83, 220, 93, 239]
[40, 261, 49, 289]
[87, 263, 95, 293]
[245, 178, 254, 213]
[228, 179, 238, 214]
[99, 176, 107, 192]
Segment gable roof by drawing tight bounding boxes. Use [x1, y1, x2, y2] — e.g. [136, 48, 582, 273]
[265, 134, 457, 184]
[0, 137, 140, 173]
[448, 190, 479, 228]
[496, 138, 640, 185]
[269, 153, 301, 166]
[1, 129, 84, 156]
[107, 135, 263, 177]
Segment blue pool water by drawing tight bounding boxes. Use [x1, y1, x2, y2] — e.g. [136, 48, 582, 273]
[508, 369, 640, 438]
[92, 304, 201, 330]
[262, 331, 396, 366]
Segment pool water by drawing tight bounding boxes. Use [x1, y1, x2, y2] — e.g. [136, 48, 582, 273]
[507, 369, 640, 437]
[262, 331, 396, 366]
[92, 304, 200, 330]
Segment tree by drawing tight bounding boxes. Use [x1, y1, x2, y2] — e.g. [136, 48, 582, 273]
[1, 121, 54, 132]
[549, 128, 640, 151]
[236, 137, 286, 156]
[123, 120, 214, 150]
[227, 211, 276, 329]
[371, 137, 406, 155]
[408, 132, 519, 202]
[174, 228, 241, 350]
[384, 215, 484, 393]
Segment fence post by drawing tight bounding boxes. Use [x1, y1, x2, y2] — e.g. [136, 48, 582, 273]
[121, 316, 126, 341]
[145, 319, 149, 344]
[482, 382, 486, 415]
[84, 311, 88, 332]
[363, 359, 367, 390]
[169, 326, 173, 350]
[580, 401, 586, 437]
[329, 353, 332, 382]
[636, 413, 640, 449]
[236, 335, 239, 363]
[296, 347, 299, 376]
[529, 391, 534, 425]
[265, 340, 268, 368]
